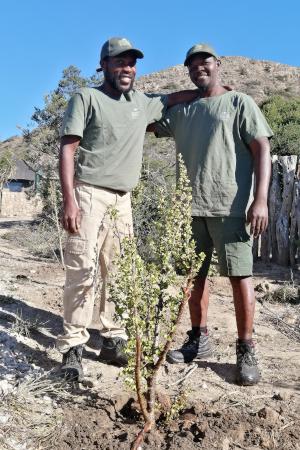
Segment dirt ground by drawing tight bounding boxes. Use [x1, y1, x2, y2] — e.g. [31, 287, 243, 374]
[0, 218, 299, 450]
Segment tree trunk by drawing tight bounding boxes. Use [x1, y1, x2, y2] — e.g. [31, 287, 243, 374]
[252, 236, 259, 261]
[261, 226, 271, 262]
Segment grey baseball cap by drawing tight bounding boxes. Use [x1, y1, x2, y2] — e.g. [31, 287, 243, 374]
[96, 37, 144, 72]
[184, 43, 219, 66]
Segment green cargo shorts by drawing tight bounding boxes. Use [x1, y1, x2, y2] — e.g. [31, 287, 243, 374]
[192, 217, 253, 277]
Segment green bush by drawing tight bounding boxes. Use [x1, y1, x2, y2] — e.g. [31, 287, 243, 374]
[260, 95, 300, 156]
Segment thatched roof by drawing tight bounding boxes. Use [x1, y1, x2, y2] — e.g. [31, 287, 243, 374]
[0, 136, 36, 181]
[10, 160, 36, 181]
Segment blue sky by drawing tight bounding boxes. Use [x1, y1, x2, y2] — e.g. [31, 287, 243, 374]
[1, 0, 299, 141]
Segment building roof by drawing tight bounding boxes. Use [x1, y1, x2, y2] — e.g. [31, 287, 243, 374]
[10, 160, 36, 181]
[0, 136, 36, 181]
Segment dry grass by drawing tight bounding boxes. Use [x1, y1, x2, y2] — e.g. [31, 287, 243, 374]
[259, 284, 300, 342]
[11, 308, 50, 338]
[0, 375, 71, 450]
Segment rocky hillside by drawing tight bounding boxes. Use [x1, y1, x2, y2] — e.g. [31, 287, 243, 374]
[0, 135, 25, 156]
[1, 56, 300, 153]
[137, 56, 300, 104]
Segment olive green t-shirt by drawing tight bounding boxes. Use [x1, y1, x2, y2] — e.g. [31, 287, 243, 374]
[60, 87, 168, 192]
[155, 91, 273, 217]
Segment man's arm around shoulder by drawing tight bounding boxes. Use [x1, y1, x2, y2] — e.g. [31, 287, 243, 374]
[166, 85, 233, 108]
[166, 89, 199, 108]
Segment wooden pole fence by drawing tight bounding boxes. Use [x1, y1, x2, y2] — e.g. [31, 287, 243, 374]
[253, 154, 300, 267]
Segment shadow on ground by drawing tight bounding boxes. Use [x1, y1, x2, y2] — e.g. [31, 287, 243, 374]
[0, 293, 104, 371]
[0, 218, 38, 229]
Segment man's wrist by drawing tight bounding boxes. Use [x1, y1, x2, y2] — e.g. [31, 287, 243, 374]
[63, 195, 75, 206]
[253, 195, 268, 203]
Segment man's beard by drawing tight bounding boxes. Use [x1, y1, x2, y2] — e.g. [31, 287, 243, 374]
[105, 71, 134, 93]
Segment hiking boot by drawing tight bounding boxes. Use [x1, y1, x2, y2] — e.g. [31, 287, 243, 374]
[98, 336, 128, 367]
[60, 345, 84, 382]
[236, 340, 260, 386]
[166, 330, 212, 364]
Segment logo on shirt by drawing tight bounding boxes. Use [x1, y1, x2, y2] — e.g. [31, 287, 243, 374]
[131, 108, 140, 119]
[219, 111, 231, 121]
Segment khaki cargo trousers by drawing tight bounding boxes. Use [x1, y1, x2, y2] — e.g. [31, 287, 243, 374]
[56, 182, 133, 353]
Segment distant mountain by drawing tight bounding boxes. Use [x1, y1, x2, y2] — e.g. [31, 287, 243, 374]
[136, 56, 300, 104]
[1, 56, 299, 159]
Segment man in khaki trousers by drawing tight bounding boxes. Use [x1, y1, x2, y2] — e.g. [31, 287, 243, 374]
[58, 37, 201, 381]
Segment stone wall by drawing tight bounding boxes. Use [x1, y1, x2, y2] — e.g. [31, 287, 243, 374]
[0, 190, 43, 217]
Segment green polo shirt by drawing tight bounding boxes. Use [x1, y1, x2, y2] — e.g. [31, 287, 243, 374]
[155, 91, 273, 217]
[60, 87, 167, 192]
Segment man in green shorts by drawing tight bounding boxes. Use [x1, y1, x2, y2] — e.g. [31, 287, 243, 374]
[57, 37, 203, 381]
[151, 43, 273, 385]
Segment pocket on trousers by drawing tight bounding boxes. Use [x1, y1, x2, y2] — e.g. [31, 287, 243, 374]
[66, 237, 86, 255]
[224, 240, 253, 276]
[75, 184, 92, 216]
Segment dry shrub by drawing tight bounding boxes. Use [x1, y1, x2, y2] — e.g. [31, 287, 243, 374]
[2, 219, 65, 261]
[0, 375, 70, 450]
[262, 285, 300, 305]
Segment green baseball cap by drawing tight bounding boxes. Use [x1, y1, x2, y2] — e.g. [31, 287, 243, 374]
[96, 37, 144, 72]
[184, 43, 219, 66]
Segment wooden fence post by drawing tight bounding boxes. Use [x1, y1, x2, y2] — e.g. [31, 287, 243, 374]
[267, 156, 282, 264]
[254, 155, 299, 267]
[290, 157, 300, 266]
[275, 155, 298, 266]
